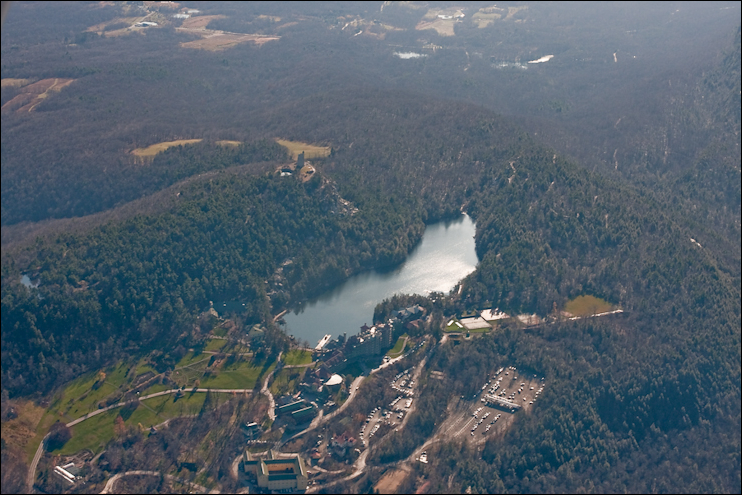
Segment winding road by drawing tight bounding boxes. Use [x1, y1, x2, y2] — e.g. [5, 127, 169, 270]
[100, 470, 217, 494]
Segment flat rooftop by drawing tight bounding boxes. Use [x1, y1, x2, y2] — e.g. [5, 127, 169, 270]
[459, 317, 492, 330]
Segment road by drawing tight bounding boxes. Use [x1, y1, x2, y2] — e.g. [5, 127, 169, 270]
[260, 351, 281, 421]
[26, 433, 49, 493]
[100, 470, 217, 494]
[307, 450, 368, 493]
[65, 388, 254, 427]
[28, 387, 254, 493]
[281, 375, 365, 446]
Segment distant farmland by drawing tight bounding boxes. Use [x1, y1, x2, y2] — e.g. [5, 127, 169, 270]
[275, 139, 331, 160]
[131, 139, 203, 157]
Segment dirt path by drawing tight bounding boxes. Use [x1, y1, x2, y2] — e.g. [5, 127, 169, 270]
[260, 352, 281, 421]
[26, 433, 49, 492]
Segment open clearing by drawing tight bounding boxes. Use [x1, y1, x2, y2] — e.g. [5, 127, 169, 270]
[415, 18, 456, 37]
[565, 295, 613, 317]
[57, 392, 209, 455]
[86, 16, 147, 36]
[177, 17, 280, 51]
[1, 78, 32, 88]
[180, 15, 225, 30]
[275, 139, 331, 160]
[180, 32, 280, 51]
[132, 138, 247, 157]
[375, 466, 410, 494]
[1, 400, 46, 463]
[283, 349, 312, 366]
[1, 78, 74, 114]
[132, 139, 203, 157]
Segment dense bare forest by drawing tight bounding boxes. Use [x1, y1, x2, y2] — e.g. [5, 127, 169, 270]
[1, 2, 739, 494]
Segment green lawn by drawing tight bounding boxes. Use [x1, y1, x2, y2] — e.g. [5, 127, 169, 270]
[444, 320, 464, 332]
[200, 360, 266, 389]
[56, 409, 119, 455]
[467, 327, 491, 334]
[175, 351, 211, 369]
[283, 349, 312, 366]
[56, 392, 210, 455]
[134, 357, 156, 376]
[51, 362, 132, 420]
[204, 338, 227, 353]
[565, 295, 613, 316]
[386, 334, 408, 357]
[270, 367, 307, 395]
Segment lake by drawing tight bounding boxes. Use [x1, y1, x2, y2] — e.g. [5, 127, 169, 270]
[283, 214, 478, 347]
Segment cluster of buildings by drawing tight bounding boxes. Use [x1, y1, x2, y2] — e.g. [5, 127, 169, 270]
[317, 305, 427, 373]
[299, 367, 343, 396]
[53, 462, 81, 485]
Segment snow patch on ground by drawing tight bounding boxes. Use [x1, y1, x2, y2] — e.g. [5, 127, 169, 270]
[394, 52, 427, 59]
[528, 55, 554, 64]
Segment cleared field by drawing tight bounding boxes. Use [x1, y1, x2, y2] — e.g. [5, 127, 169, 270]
[269, 368, 307, 396]
[1, 78, 74, 114]
[57, 392, 208, 455]
[386, 335, 408, 357]
[505, 5, 529, 20]
[216, 140, 241, 146]
[275, 139, 331, 160]
[131, 139, 203, 157]
[86, 16, 146, 35]
[50, 362, 130, 420]
[444, 320, 464, 332]
[375, 467, 409, 494]
[283, 349, 312, 366]
[204, 338, 228, 353]
[180, 32, 280, 51]
[415, 18, 455, 36]
[1, 78, 31, 88]
[565, 295, 613, 317]
[200, 359, 269, 390]
[180, 15, 225, 30]
[472, 11, 501, 28]
[1, 400, 47, 463]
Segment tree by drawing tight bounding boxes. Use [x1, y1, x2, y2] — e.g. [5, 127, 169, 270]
[114, 415, 126, 438]
[46, 422, 71, 451]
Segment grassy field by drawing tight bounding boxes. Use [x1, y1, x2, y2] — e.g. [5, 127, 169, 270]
[565, 295, 613, 317]
[216, 140, 241, 146]
[204, 338, 227, 353]
[132, 139, 202, 157]
[386, 335, 408, 357]
[175, 351, 211, 369]
[50, 362, 131, 420]
[56, 392, 209, 455]
[200, 359, 270, 390]
[472, 11, 501, 28]
[1, 78, 31, 88]
[275, 139, 331, 160]
[283, 349, 312, 366]
[444, 320, 464, 332]
[269, 368, 307, 396]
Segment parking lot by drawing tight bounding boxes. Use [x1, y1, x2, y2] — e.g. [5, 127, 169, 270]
[414, 366, 547, 451]
[358, 367, 415, 446]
